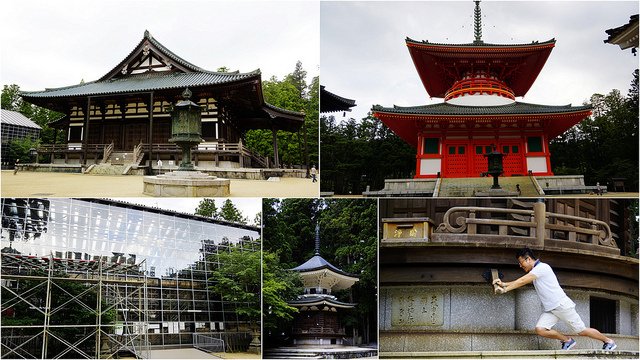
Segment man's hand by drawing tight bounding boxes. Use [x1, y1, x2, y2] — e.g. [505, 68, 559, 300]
[493, 278, 504, 287]
[495, 287, 506, 294]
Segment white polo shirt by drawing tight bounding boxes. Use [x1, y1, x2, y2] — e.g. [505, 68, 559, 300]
[529, 261, 574, 311]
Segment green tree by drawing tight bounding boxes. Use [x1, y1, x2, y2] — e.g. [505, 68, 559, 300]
[8, 137, 40, 163]
[318, 199, 378, 344]
[262, 251, 302, 337]
[195, 198, 219, 219]
[252, 211, 262, 227]
[208, 246, 261, 333]
[2, 84, 65, 145]
[321, 112, 415, 194]
[220, 199, 248, 224]
[244, 62, 317, 168]
[550, 70, 639, 191]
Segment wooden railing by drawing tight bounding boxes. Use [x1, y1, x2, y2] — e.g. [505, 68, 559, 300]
[132, 142, 145, 166]
[434, 205, 617, 250]
[38, 141, 271, 168]
[102, 142, 114, 163]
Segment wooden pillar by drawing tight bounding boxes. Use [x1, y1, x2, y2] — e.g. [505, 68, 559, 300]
[302, 116, 310, 176]
[533, 200, 546, 247]
[148, 92, 154, 166]
[82, 97, 91, 166]
[272, 127, 280, 168]
[99, 103, 105, 145]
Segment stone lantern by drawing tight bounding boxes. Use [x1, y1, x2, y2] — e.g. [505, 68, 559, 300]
[142, 88, 230, 197]
[169, 88, 203, 171]
[483, 145, 505, 189]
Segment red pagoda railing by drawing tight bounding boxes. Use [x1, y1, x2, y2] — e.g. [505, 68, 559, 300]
[445, 77, 515, 101]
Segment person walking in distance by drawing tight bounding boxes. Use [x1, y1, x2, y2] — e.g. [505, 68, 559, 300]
[310, 165, 318, 183]
[494, 248, 617, 351]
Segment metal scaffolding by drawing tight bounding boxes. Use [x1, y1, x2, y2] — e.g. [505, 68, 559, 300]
[1, 252, 150, 359]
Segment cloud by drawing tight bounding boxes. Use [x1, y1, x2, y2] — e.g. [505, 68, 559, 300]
[321, 1, 638, 122]
[1, 0, 319, 91]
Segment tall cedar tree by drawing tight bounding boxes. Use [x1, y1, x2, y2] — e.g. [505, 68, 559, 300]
[550, 70, 639, 191]
[321, 113, 415, 194]
[244, 62, 318, 168]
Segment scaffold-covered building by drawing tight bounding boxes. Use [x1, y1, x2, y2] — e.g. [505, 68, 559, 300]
[0, 110, 42, 169]
[0, 198, 260, 359]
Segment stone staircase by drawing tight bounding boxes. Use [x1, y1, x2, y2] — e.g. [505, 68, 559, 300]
[264, 350, 322, 359]
[86, 164, 128, 175]
[264, 347, 377, 359]
[86, 144, 146, 175]
[437, 176, 541, 197]
[107, 151, 134, 165]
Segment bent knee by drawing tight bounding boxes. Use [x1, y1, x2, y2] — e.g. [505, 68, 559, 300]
[535, 327, 548, 336]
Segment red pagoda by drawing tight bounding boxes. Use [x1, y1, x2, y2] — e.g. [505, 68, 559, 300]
[373, 1, 591, 179]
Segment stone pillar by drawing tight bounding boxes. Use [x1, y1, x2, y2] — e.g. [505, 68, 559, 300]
[272, 128, 280, 168]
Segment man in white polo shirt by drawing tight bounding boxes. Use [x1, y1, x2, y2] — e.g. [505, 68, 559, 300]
[494, 248, 617, 351]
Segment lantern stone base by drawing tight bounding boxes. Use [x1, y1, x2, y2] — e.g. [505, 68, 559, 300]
[143, 171, 230, 197]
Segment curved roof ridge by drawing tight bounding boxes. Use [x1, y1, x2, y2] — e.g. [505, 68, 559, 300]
[98, 30, 205, 82]
[263, 102, 305, 117]
[144, 30, 205, 72]
[405, 37, 556, 48]
[374, 101, 592, 114]
[21, 80, 97, 95]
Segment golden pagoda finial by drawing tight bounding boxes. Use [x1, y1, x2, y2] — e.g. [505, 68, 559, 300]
[474, 0, 483, 44]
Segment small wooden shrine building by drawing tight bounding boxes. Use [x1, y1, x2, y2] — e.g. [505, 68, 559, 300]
[373, 1, 592, 179]
[20, 30, 304, 170]
[288, 226, 359, 345]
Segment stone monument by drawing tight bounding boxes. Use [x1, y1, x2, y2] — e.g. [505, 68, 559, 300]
[143, 88, 230, 196]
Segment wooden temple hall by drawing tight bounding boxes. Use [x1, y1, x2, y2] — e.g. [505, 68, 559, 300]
[20, 30, 305, 174]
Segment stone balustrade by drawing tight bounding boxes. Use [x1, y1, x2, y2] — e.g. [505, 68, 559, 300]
[382, 202, 618, 255]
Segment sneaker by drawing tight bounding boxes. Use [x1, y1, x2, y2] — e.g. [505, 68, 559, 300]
[602, 341, 617, 351]
[561, 338, 576, 350]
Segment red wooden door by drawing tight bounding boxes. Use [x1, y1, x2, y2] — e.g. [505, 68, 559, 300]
[499, 142, 526, 176]
[443, 144, 468, 177]
[473, 143, 493, 177]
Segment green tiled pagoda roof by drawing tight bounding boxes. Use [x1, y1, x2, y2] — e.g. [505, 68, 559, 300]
[373, 101, 591, 116]
[21, 70, 261, 99]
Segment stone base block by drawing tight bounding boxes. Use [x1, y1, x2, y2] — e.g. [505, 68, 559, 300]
[380, 332, 639, 352]
[143, 171, 230, 197]
[475, 188, 520, 197]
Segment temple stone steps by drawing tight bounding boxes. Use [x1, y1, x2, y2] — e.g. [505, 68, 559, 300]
[86, 164, 127, 175]
[382, 350, 639, 359]
[264, 346, 377, 359]
[438, 176, 540, 197]
[107, 151, 135, 165]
